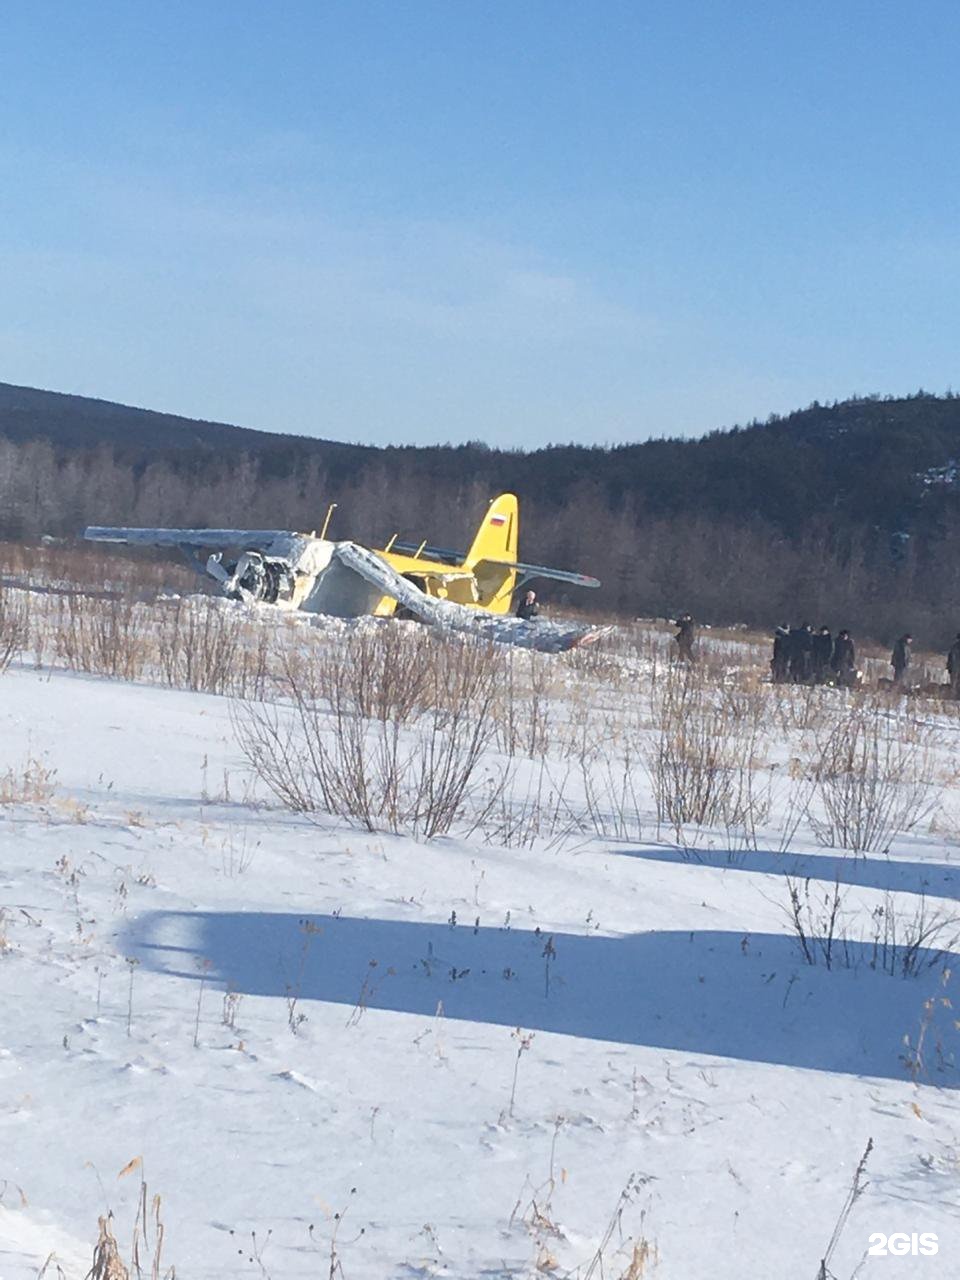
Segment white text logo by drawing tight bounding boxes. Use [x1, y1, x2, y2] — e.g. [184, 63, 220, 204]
[867, 1233, 939, 1257]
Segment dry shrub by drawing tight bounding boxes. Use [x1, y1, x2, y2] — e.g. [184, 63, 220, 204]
[785, 877, 959, 977]
[484, 729, 649, 849]
[28, 589, 272, 698]
[578, 733, 647, 841]
[0, 583, 29, 671]
[619, 621, 674, 670]
[483, 758, 578, 848]
[50, 594, 148, 681]
[771, 681, 834, 735]
[234, 629, 507, 838]
[494, 650, 558, 759]
[561, 634, 627, 685]
[867, 893, 960, 977]
[644, 661, 772, 842]
[334, 623, 430, 721]
[155, 597, 267, 697]
[490, 634, 792, 849]
[809, 702, 939, 853]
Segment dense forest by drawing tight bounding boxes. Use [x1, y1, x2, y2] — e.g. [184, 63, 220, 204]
[2, 380, 960, 646]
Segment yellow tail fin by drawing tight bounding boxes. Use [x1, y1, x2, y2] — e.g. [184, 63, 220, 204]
[465, 494, 519, 612]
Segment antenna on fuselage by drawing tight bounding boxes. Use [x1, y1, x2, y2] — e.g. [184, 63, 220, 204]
[320, 503, 338, 540]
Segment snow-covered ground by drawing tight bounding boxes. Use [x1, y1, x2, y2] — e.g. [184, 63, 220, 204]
[2, 637, 960, 1278]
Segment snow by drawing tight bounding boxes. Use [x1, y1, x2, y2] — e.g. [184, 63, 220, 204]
[2, 652, 960, 1278]
[919, 460, 960, 489]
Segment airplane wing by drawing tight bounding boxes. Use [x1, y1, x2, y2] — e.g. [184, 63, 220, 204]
[479, 559, 601, 589]
[84, 527, 298, 553]
[389, 544, 602, 590]
[388, 539, 465, 566]
[334, 542, 603, 653]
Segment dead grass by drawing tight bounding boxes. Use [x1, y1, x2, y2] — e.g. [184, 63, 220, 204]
[0, 539, 197, 599]
[89, 1216, 130, 1280]
[84, 1162, 174, 1280]
[0, 754, 58, 806]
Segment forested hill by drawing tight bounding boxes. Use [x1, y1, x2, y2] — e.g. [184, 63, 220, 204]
[3, 381, 960, 644]
[0, 381, 374, 486]
[3, 380, 960, 535]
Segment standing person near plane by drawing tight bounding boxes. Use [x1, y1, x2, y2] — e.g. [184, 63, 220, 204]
[788, 623, 813, 683]
[947, 633, 960, 698]
[771, 624, 791, 682]
[516, 589, 540, 620]
[674, 613, 697, 662]
[813, 626, 833, 683]
[891, 633, 912, 685]
[831, 629, 856, 687]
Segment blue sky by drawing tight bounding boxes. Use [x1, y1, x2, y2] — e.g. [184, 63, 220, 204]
[0, 2, 957, 448]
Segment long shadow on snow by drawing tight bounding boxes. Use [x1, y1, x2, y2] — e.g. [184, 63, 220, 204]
[127, 911, 958, 1083]
[619, 846, 960, 902]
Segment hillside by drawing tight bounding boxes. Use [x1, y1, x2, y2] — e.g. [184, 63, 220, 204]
[0, 381, 373, 484]
[3, 381, 960, 533]
[3, 381, 960, 643]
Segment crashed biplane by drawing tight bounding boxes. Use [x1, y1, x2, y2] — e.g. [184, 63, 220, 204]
[84, 494, 604, 652]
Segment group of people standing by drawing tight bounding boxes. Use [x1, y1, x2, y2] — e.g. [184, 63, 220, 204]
[771, 623, 857, 686]
[774, 626, 960, 696]
[672, 614, 960, 698]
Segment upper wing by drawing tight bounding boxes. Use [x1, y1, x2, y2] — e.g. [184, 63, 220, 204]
[386, 539, 465, 566]
[84, 527, 298, 553]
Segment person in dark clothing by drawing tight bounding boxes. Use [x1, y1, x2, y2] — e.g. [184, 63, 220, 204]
[947, 633, 960, 699]
[813, 626, 833, 683]
[831, 630, 856, 687]
[516, 589, 540, 621]
[891, 634, 912, 685]
[674, 613, 697, 662]
[771, 624, 791, 683]
[787, 625, 804, 682]
[788, 623, 814, 683]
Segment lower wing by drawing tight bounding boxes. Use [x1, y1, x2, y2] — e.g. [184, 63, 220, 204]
[335, 543, 602, 653]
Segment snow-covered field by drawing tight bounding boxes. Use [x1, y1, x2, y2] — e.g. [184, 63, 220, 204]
[2, 612, 960, 1278]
